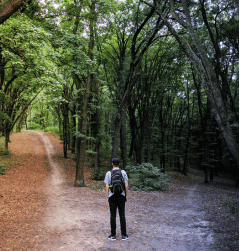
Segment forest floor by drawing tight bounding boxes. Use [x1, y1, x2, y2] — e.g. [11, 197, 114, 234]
[0, 131, 238, 251]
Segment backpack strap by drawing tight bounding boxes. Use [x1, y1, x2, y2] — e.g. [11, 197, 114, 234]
[110, 168, 122, 182]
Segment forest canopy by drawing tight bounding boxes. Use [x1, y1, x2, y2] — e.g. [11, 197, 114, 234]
[0, 0, 238, 185]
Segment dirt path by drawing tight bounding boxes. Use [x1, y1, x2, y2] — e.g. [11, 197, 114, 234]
[0, 131, 238, 251]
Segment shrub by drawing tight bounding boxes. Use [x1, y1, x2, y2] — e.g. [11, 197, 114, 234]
[125, 163, 171, 192]
[222, 200, 239, 214]
[91, 182, 105, 190]
[0, 138, 10, 156]
[0, 162, 10, 175]
[0, 148, 10, 156]
[27, 122, 42, 130]
[91, 168, 106, 181]
[44, 126, 60, 134]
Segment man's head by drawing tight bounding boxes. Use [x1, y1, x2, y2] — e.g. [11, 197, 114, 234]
[112, 158, 120, 167]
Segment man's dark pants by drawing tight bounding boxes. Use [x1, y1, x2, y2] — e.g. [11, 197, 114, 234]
[109, 194, 126, 236]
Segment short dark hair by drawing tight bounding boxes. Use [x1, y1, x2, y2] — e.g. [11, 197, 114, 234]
[112, 158, 120, 165]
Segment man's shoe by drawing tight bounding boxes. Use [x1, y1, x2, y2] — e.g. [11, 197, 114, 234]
[108, 235, 116, 241]
[122, 235, 129, 241]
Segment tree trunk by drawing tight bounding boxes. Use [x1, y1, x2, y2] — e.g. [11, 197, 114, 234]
[75, 117, 83, 186]
[112, 115, 122, 159]
[182, 80, 191, 176]
[161, 154, 166, 173]
[16, 111, 25, 133]
[182, 141, 189, 176]
[74, 70, 92, 187]
[91, 107, 100, 172]
[61, 102, 68, 158]
[91, 78, 100, 172]
[25, 114, 27, 130]
[159, 100, 165, 173]
[70, 104, 76, 154]
[55, 106, 62, 140]
[94, 140, 100, 172]
[120, 110, 127, 169]
[135, 145, 142, 164]
[74, 1, 95, 186]
[146, 98, 151, 163]
[4, 121, 10, 149]
[160, 114, 165, 173]
[204, 166, 210, 184]
[0, 0, 27, 24]
[203, 101, 211, 183]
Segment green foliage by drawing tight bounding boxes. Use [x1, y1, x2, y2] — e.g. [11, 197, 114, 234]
[27, 122, 42, 130]
[0, 138, 11, 174]
[0, 149, 10, 156]
[222, 200, 239, 214]
[90, 182, 105, 190]
[0, 13, 57, 142]
[44, 126, 60, 134]
[91, 168, 106, 181]
[125, 163, 171, 192]
[0, 162, 10, 175]
[0, 138, 10, 156]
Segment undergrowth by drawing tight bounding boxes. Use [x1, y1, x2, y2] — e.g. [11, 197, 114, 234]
[0, 161, 10, 175]
[0, 137, 10, 156]
[0, 137, 11, 174]
[222, 200, 239, 214]
[125, 163, 171, 192]
[44, 126, 60, 134]
[27, 122, 42, 131]
[91, 168, 106, 181]
[90, 182, 105, 190]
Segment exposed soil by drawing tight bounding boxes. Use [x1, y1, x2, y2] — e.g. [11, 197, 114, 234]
[0, 131, 238, 250]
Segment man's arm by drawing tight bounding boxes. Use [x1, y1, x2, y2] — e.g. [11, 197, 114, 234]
[125, 180, 128, 197]
[105, 183, 109, 201]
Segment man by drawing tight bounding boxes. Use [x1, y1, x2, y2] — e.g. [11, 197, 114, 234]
[104, 158, 129, 241]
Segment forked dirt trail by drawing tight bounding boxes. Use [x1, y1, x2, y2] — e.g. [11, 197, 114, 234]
[0, 131, 238, 251]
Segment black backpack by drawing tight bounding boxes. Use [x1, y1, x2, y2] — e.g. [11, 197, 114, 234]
[109, 168, 125, 195]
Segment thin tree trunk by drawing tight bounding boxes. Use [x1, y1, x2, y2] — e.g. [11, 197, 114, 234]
[91, 77, 100, 172]
[75, 117, 83, 185]
[61, 103, 68, 158]
[146, 98, 152, 163]
[4, 118, 11, 149]
[112, 115, 122, 158]
[120, 110, 127, 169]
[74, 72, 92, 186]
[204, 101, 211, 183]
[182, 80, 191, 175]
[70, 104, 76, 154]
[74, 1, 95, 186]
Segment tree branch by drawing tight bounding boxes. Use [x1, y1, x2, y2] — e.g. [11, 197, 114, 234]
[0, 0, 29, 24]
